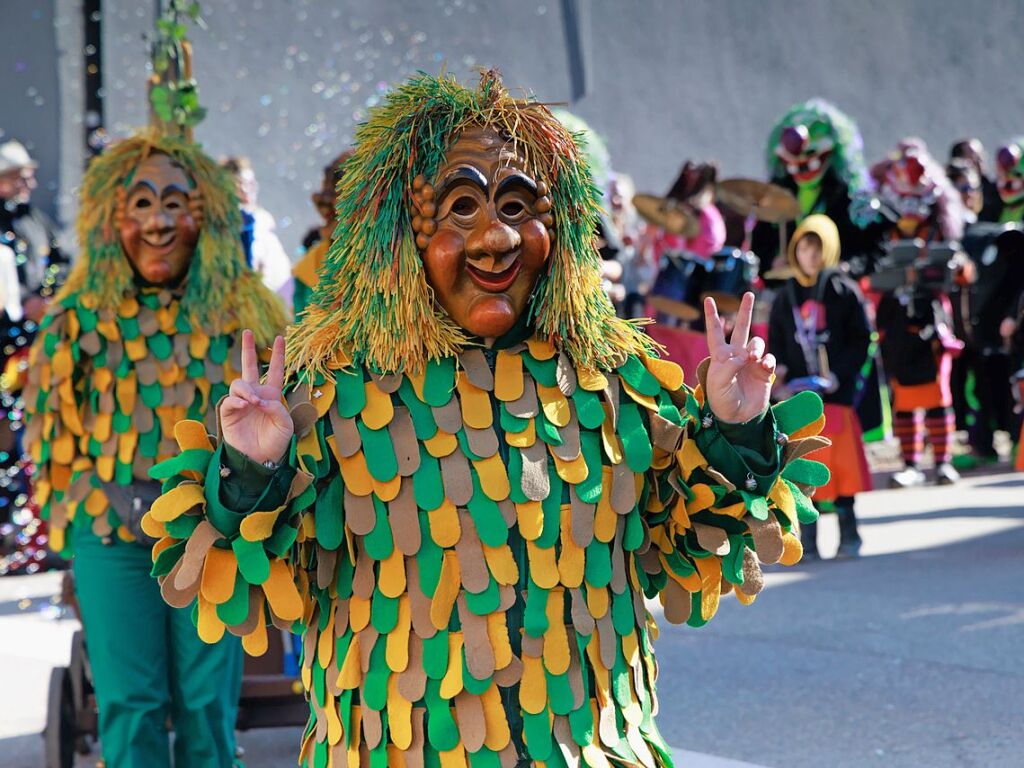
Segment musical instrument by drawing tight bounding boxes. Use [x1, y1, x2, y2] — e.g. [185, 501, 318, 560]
[648, 247, 759, 324]
[632, 193, 696, 236]
[699, 247, 760, 312]
[715, 178, 802, 223]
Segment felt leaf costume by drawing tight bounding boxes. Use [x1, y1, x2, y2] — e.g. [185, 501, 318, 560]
[147, 72, 829, 767]
[23, 131, 287, 555]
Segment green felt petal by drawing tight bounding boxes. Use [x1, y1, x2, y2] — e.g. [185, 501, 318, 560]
[422, 357, 455, 408]
[314, 474, 344, 550]
[523, 710, 553, 761]
[150, 539, 186, 578]
[232, 535, 271, 585]
[576, 431, 603, 504]
[584, 540, 612, 588]
[772, 390, 825, 435]
[618, 403, 652, 473]
[424, 678, 459, 750]
[422, 631, 449, 679]
[335, 367, 366, 418]
[413, 449, 444, 511]
[618, 355, 662, 396]
[217, 574, 251, 625]
[356, 421, 398, 482]
[781, 458, 831, 487]
[398, 379, 438, 440]
[148, 332, 173, 360]
[370, 588, 399, 633]
[208, 334, 229, 364]
[523, 580, 549, 637]
[363, 642, 389, 710]
[572, 388, 605, 430]
[363, 496, 394, 560]
[467, 473, 508, 547]
[522, 354, 557, 387]
[546, 668, 574, 715]
[463, 576, 499, 613]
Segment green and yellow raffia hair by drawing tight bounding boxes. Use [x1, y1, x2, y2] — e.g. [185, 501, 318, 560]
[62, 129, 285, 344]
[288, 70, 654, 378]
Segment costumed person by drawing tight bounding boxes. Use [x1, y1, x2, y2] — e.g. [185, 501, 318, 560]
[768, 215, 871, 559]
[874, 141, 967, 487]
[994, 138, 1024, 226]
[142, 71, 829, 768]
[607, 173, 653, 320]
[752, 99, 882, 277]
[947, 158, 1024, 465]
[949, 138, 1002, 223]
[293, 149, 353, 316]
[22, 9, 289, 764]
[221, 155, 294, 306]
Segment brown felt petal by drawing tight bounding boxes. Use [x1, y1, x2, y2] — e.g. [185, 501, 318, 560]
[405, 708, 426, 768]
[499, 744, 518, 768]
[498, 584, 516, 612]
[459, 349, 494, 391]
[492, 655, 523, 686]
[330, 410, 362, 458]
[696, 358, 711, 392]
[454, 510, 490, 593]
[603, 376, 620, 431]
[369, 369, 403, 394]
[457, 595, 496, 680]
[611, 460, 636, 514]
[358, 627, 380, 673]
[704, 467, 736, 492]
[228, 588, 263, 637]
[663, 579, 692, 624]
[693, 523, 731, 556]
[439, 450, 473, 506]
[746, 515, 784, 565]
[173, 520, 221, 591]
[390, 479, 421, 556]
[737, 548, 764, 596]
[309, 683, 329, 743]
[345, 487, 376, 536]
[389, 406, 420, 475]
[173, 333, 190, 364]
[551, 406, 582, 461]
[290, 401, 319, 439]
[161, 559, 201, 609]
[520, 634, 543, 657]
[569, 486, 595, 549]
[596, 612, 616, 670]
[567, 638, 585, 709]
[361, 704, 382, 749]
[205, 358, 225, 385]
[406, 559, 436, 639]
[465, 425, 499, 458]
[650, 412, 684, 453]
[135, 358, 159, 386]
[570, 588, 595, 636]
[398, 635, 427, 701]
[553, 716, 581, 764]
[520, 441, 550, 502]
[133, 453, 154, 479]
[317, 545, 338, 590]
[105, 340, 123, 369]
[133, 399, 155, 433]
[638, 547, 661, 576]
[79, 331, 102, 356]
[352, 540, 376, 600]
[334, 597, 350, 639]
[556, 352, 578, 396]
[454, 689, 487, 753]
[506, 372, 539, 419]
[610, 520, 627, 594]
[432, 398, 463, 434]
[632, 587, 648, 629]
[784, 435, 832, 463]
[137, 307, 160, 336]
[497, 499, 516, 529]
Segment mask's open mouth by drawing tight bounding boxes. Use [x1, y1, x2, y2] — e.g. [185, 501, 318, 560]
[466, 256, 522, 292]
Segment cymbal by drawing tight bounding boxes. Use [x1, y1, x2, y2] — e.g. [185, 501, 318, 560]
[763, 266, 797, 281]
[648, 294, 701, 322]
[701, 291, 743, 314]
[715, 178, 801, 223]
[633, 193, 695, 235]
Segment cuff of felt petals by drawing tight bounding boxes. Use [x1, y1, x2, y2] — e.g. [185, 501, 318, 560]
[204, 441, 298, 536]
[694, 405, 781, 496]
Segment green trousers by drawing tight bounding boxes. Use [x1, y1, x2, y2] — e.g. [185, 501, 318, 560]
[73, 534, 244, 768]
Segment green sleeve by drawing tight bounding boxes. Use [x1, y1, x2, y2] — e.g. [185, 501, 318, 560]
[695, 406, 781, 495]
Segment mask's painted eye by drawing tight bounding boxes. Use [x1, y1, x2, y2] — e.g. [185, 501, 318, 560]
[501, 201, 525, 218]
[134, 197, 152, 209]
[451, 196, 479, 218]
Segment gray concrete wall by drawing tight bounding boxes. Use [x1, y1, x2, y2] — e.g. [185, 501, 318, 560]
[6, 0, 1024, 254]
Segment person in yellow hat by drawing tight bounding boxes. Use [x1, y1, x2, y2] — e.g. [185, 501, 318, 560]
[769, 214, 873, 559]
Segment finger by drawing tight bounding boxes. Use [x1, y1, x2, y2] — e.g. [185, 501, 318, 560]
[746, 336, 766, 360]
[230, 377, 263, 406]
[241, 329, 259, 384]
[760, 353, 777, 374]
[265, 335, 286, 392]
[730, 292, 755, 348]
[220, 396, 254, 418]
[704, 296, 726, 352]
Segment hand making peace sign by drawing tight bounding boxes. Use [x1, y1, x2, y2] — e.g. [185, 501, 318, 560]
[220, 330, 294, 465]
[703, 292, 776, 424]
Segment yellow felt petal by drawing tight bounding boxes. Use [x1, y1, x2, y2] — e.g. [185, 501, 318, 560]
[551, 450, 588, 485]
[456, 376, 493, 430]
[430, 552, 461, 631]
[526, 338, 556, 360]
[310, 381, 336, 418]
[557, 509, 584, 588]
[621, 628, 640, 667]
[717, 501, 748, 519]
[493, 351, 523, 402]
[537, 384, 569, 427]
[326, 689, 344, 746]
[263, 559, 303, 621]
[297, 429, 323, 463]
[350, 594, 371, 632]
[241, 605, 269, 656]
[372, 473, 402, 502]
[791, 413, 827, 440]
[338, 635, 362, 690]
[428, 499, 461, 548]
[125, 336, 148, 361]
[735, 588, 757, 606]
[600, 407, 623, 465]
[543, 588, 570, 674]
[386, 596, 412, 673]
[505, 419, 536, 448]
[439, 632, 464, 699]
[117, 432, 139, 465]
[779, 532, 804, 566]
[197, 596, 226, 643]
[387, 674, 413, 749]
[140, 510, 168, 540]
[424, 430, 458, 458]
[378, 547, 407, 598]
[239, 506, 283, 542]
[487, 613, 513, 671]
[200, 546, 237, 604]
[93, 367, 114, 393]
[769, 479, 797, 522]
[362, 380, 394, 430]
[669, 497, 691, 531]
[49, 527, 65, 554]
[643, 355, 684, 392]
[577, 367, 608, 392]
[482, 544, 519, 585]
[318, 608, 336, 669]
[586, 583, 609, 618]
[694, 555, 722, 620]
[338, 451, 373, 496]
[621, 379, 659, 411]
[473, 455, 510, 501]
[439, 746, 467, 768]
[150, 482, 205, 522]
[406, 370, 427, 402]
[526, 541, 559, 589]
[516, 501, 543, 542]
[83, 488, 107, 518]
[176, 421, 211, 450]
[677, 440, 707, 476]
[519, 654, 547, 714]
[594, 469, 616, 542]
[481, 683, 512, 750]
[686, 484, 716, 515]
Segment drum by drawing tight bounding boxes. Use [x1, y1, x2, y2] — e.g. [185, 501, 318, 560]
[700, 248, 760, 312]
[649, 252, 707, 325]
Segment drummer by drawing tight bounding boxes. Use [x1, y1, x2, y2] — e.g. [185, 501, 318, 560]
[639, 161, 726, 270]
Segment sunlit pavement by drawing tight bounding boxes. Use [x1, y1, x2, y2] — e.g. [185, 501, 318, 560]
[1, 472, 1021, 767]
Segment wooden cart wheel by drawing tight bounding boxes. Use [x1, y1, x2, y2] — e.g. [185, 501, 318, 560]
[43, 666, 76, 768]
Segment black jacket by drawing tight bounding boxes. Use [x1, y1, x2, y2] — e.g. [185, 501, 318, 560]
[957, 225, 1024, 349]
[769, 270, 872, 406]
[877, 290, 954, 386]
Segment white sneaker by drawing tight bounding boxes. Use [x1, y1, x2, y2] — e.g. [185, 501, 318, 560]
[889, 466, 926, 488]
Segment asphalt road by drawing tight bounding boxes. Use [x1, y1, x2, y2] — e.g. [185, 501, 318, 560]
[1, 471, 1021, 768]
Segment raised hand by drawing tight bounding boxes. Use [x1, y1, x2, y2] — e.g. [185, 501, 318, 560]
[220, 330, 294, 465]
[703, 292, 776, 424]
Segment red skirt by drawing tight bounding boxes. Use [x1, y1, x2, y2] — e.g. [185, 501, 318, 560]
[816, 404, 873, 502]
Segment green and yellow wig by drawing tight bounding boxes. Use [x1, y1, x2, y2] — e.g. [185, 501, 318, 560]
[62, 129, 285, 344]
[289, 70, 653, 377]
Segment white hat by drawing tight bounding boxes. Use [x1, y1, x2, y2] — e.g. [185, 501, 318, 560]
[0, 140, 38, 175]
